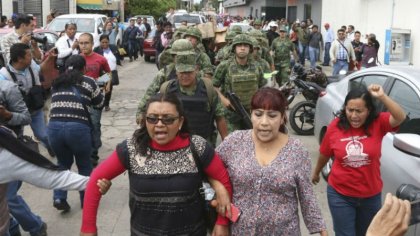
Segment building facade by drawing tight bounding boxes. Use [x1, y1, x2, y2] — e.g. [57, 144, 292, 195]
[1, 0, 121, 27]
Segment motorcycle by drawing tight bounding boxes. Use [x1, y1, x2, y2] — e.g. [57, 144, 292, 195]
[288, 64, 329, 135]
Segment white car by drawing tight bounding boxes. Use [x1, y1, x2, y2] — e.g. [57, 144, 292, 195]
[46, 14, 107, 47]
[314, 66, 420, 236]
[173, 13, 206, 29]
[229, 22, 254, 33]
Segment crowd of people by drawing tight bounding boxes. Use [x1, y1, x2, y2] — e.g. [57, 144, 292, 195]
[0, 8, 412, 236]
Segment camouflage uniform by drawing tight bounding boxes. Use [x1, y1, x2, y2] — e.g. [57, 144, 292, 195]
[250, 38, 271, 74]
[213, 34, 266, 132]
[136, 39, 195, 119]
[158, 26, 189, 69]
[183, 27, 214, 76]
[215, 31, 237, 63]
[161, 54, 226, 146]
[249, 29, 273, 67]
[271, 27, 296, 85]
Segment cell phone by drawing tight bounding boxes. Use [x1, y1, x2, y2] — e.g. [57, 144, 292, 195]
[410, 199, 420, 225]
[53, 47, 58, 54]
[225, 203, 241, 223]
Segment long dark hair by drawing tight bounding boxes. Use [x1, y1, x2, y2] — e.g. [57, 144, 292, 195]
[133, 93, 190, 156]
[52, 55, 86, 89]
[338, 86, 379, 135]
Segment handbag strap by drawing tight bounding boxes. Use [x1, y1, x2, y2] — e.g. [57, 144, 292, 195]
[71, 86, 93, 128]
[189, 137, 206, 181]
[0, 126, 65, 170]
[337, 39, 349, 55]
[6, 66, 36, 87]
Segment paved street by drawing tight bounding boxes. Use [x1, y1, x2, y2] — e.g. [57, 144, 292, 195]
[19, 58, 334, 235]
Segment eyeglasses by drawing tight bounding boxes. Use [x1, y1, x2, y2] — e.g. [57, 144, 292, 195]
[146, 116, 179, 125]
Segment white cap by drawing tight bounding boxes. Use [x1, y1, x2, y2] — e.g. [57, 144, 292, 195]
[268, 21, 278, 27]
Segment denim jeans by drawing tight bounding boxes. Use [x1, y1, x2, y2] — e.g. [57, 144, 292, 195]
[90, 108, 103, 156]
[309, 46, 320, 68]
[333, 60, 349, 75]
[324, 42, 331, 65]
[327, 185, 381, 236]
[30, 109, 51, 150]
[298, 41, 308, 66]
[48, 121, 93, 203]
[6, 181, 44, 235]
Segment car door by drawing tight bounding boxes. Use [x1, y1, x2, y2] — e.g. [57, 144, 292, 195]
[381, 78, 420, 236]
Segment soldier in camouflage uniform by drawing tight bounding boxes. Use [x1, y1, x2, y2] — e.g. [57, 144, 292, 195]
[161, 54, 228, 146]
[136, 39, 195, 122]
[215, 31, 237, 64]
[253, 19, 263, 31]
[230, 25, 243, 34]
[249, 29, 274, 70]
[250, 37, 271, 73]
[271, 26, 298, 85]
[213, 34, 266, 132]
[158, 26, 189, 69]
[182, 27, 214, 79]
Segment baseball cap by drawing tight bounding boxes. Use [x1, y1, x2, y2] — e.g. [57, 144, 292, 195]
[175, 54, 196, 72]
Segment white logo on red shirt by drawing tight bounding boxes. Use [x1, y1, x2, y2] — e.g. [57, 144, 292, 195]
[342, 137, 370, 168]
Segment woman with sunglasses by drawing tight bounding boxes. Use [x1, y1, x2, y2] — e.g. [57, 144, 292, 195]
[80, 93, 233, 236]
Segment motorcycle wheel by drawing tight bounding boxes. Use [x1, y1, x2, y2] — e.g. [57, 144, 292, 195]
[289, 101, 316, 135]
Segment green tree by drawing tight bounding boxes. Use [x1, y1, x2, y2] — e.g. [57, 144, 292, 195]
[127, 0, 176, 20]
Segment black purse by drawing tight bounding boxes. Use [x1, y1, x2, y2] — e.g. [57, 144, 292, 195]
[7, 67, 45, 113]
[111, 70, 119, 86]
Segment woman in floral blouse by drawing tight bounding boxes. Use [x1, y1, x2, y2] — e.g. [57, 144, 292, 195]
[215, 87, 327, 235]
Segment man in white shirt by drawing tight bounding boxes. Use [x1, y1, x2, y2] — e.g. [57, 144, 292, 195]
[322, 23, 335, 66]
[347, 25, 355, 41]
[55, 22, 79, 72]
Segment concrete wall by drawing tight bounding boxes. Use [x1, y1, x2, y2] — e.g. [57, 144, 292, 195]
[296, 0, 322, 27]
[321, 0, 420, 66]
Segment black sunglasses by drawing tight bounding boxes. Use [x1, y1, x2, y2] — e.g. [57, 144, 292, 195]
[146, 116, 179, 125]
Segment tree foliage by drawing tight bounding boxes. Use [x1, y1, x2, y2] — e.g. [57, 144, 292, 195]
[127, 0, 176, 20]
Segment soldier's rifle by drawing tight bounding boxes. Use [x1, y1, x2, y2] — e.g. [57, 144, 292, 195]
[226, 92, 252, 129]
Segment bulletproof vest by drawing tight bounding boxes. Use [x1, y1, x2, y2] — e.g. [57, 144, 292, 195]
[167, 80, 214, 140]
[228, 62, 259, 110]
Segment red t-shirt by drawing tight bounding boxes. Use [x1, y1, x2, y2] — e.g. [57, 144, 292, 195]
[320, 112, 398, 198]
[82, 52, 111, 79]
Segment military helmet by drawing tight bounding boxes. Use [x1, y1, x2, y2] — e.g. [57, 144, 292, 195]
[173, 25, 189, 39]
[231, 34, 253, 52]
[254, 19, 262, 25]
[250, 37, 260, 49]
[225, 31, 237, 41]
[248, 29, 264, 38]
[183, 27, 202, 41]
[175, 54, 196, 72]
[169, 39, 195, 55]
[231, 25, 243, 34]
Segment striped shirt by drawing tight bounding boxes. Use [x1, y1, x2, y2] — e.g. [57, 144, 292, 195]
[49, 76, 104, 125]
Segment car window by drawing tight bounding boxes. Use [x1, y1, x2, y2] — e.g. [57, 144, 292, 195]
[174, 15, 201, 24]
[388, 79, 420, 119]
[349, 75, 387, 91]
[48, 18, 95, 33]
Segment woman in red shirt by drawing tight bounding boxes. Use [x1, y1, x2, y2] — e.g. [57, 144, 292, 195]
[80, 93, 232, 236]
[312, 84, 406, 236]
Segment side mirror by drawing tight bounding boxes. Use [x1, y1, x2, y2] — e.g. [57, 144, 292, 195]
[393, 133, 420, 157]
[98, 27, 103, 34]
